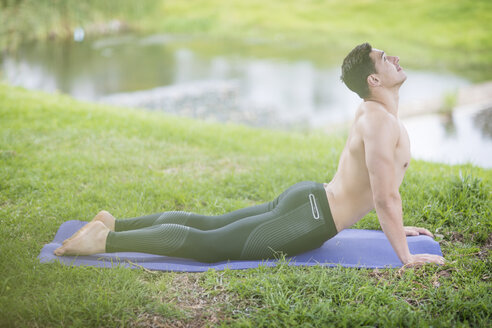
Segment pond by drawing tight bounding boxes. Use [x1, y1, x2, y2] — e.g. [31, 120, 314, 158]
[404, 106, 492, 168]
[1, 34, 491, 167]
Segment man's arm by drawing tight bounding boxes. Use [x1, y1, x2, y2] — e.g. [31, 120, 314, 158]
[361, 109, 444, 265]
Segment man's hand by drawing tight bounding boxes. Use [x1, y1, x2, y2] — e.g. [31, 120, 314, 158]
[402, 227, 444, 265]
[404, 226, 434, 237]
[403, 227, 445, 267]
[404, 253, 445, 266]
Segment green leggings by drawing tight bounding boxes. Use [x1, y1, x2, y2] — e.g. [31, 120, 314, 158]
[106, 181, 337, 263]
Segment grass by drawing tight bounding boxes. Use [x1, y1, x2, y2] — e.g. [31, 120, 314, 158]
[0, 83, 491, 327]
[1, 0, 491, 81]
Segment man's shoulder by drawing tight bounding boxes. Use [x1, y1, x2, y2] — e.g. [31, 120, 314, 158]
[358, 101, 394, 119]
[355, 102, 399, 137]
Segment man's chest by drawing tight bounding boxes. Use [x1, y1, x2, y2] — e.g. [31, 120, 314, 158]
[395, 123, 411, 180]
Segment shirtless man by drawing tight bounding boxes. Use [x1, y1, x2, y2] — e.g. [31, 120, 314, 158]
[328, 42, 444, 265]
[55, 43, 445, 266]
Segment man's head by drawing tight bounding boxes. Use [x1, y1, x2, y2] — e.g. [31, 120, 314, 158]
[341, 42, 406, 99]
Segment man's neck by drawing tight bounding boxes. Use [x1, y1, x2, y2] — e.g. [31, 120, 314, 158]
[364, 87, 400, 117]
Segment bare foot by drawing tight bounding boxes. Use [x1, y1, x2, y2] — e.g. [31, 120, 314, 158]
[93, 210, 116, 231]
[62, 210, 115, 245]
[54, 221, 110, 256]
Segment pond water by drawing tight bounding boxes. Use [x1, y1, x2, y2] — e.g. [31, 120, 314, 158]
[1, 34, 491, 167]
[404, 106, 492, 168]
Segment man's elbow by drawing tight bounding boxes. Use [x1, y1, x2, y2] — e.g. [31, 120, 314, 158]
[374, 193, 401, 210]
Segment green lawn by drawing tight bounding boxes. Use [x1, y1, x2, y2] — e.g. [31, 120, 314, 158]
[0, 83, 490, 327]
[1, 0, 491, 81]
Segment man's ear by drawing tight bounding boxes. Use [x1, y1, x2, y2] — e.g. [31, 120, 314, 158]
[367, 74, 380, 87]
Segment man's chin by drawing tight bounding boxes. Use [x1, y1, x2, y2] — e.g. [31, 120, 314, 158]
[400, 72, 407, 83]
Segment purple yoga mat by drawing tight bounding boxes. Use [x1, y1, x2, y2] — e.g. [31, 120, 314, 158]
[38, 220, 442, 272]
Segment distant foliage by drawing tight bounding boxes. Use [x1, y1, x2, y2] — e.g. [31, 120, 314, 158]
[0, 0, 159, 50]
[1, 0, 491, 81]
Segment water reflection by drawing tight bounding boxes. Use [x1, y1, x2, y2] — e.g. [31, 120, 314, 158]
[1, 34, 469, 127]
[1, 34, 490, 167]
[440, 113, 457, 137]
[404, 107, 492, 168]
[474, 106, 492, 139]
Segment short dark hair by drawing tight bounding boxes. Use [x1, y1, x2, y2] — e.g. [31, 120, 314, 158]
[340, 42, 376, 99]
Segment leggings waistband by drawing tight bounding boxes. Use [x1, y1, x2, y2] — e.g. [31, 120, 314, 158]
[311, 182, 337, 240]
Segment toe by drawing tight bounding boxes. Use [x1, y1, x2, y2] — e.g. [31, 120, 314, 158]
[54, 246, 65, 256]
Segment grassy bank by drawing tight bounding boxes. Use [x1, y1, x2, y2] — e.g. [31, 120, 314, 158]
[0, 83, 490, 327]
[1, 0, 491, 81]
